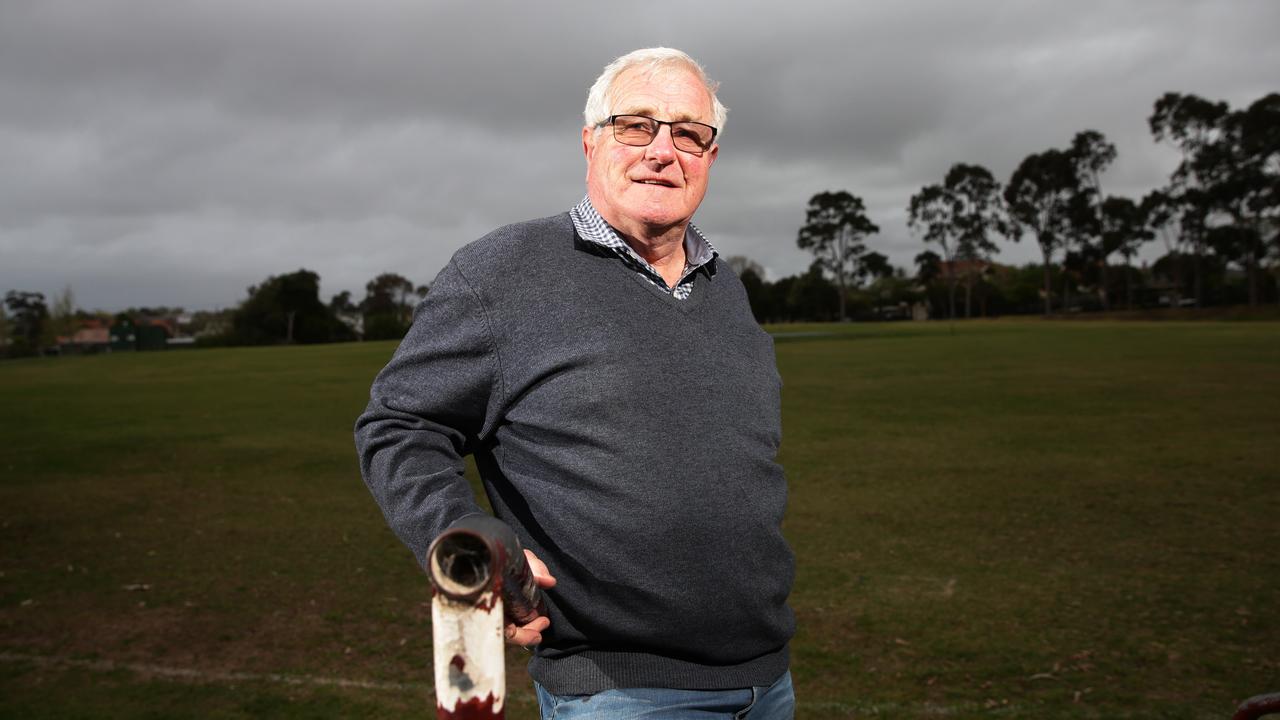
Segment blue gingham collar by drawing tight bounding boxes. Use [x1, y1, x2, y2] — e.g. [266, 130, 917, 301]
[570, 196, 718, 276]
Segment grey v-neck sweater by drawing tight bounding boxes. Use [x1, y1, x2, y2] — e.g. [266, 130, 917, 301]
[356, 212, 795, 693]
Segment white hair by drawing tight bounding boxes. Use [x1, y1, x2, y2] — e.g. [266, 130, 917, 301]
[583, 47, 728, 138]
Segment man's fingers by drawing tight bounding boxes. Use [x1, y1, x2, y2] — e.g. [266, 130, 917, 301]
[506, 550, 554, 646]
[504, 615, 550, 647]
[524, 548, 557, 588]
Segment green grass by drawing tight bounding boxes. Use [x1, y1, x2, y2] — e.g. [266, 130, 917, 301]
[2, 321, 1277, 718]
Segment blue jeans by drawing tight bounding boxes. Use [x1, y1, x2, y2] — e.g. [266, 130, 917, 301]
[534, 671, 794, 719]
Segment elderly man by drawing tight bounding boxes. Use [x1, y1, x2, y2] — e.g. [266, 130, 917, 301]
[356, 48, 795, 718]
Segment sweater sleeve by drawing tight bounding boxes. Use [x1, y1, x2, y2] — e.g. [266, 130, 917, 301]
[354, 259, 503, 568]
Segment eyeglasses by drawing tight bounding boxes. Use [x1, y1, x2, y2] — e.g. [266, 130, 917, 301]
[603, 114, 718, 153]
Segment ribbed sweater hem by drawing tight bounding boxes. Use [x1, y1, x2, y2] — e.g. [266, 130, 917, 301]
[528, 643, 790, 695]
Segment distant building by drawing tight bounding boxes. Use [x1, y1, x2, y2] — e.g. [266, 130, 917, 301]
[109, 318, 171, 351]
[57, 319, 111, 354]
[938, 258, 993, 280]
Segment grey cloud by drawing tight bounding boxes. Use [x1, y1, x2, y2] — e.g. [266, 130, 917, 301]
[1, 0, 1276, 310]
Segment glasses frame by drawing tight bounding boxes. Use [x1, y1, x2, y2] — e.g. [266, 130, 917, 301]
[603, 114, 719, 154]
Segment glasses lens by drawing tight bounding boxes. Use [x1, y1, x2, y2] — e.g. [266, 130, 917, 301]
[612, 116, 658, 146]
[671, 122, 714, 152]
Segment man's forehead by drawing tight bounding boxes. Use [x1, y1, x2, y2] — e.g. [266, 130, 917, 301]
[609, 66, 712, 122]
[612, 102, 703, 123]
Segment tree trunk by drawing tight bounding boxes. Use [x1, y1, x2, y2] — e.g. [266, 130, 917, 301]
[1171, 252, 1183, 308]
[1100, 262, 1110, 312]
[946, 274, 957, 320]
[1042, 254, 1053, 316]
[836, 269, 847, 321]
[964, 275, 972, 318]
[1247, 251, 1259, 307]
[1124, 256, 1134, 310]
[1194, 247, 1204, 307]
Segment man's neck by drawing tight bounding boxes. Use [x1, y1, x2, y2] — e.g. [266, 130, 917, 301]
[619, 226, 686, 287]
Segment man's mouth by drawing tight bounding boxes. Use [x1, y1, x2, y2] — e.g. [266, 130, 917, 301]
[634, 179, 677, 187]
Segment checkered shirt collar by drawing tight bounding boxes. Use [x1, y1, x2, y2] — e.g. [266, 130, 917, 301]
[570, 196, 718, 298]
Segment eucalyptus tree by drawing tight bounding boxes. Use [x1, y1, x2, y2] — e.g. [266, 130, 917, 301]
[1142, 188, 1204, 306]
[725, 255, 771, 322]
[1099, 196, 1152, 310]
[797, 190, 881, 321]
[1150, 92, 1279, 305]
[362, 272, 418, 338]
[912, 250, 944, 316]
[0, 303, 9, 357]
[1203, 94, 1280, 304]
[1064, 131, 1117, 310]
[46, 286, 78, 347]
[1004, 149, 1076, 315]
[907, 163, 1009, 319]
[860, 251, 894, 283]
[232, 270, 349, 344]
[914, 250, 942, 284]
[3, 290, 47, 356]
[907, 184, 960, 318]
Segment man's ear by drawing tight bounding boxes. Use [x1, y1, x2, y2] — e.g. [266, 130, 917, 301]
[582, 126, 595, 161]
[707, 143, 719, 167]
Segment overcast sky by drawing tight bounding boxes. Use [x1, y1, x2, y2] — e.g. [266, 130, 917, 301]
[2, 0, 1276, 312]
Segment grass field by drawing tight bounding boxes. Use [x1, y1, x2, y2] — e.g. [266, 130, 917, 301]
[2, 320, 1277, 719]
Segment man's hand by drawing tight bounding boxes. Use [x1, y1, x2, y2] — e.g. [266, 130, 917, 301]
[504, 549, 556, 647]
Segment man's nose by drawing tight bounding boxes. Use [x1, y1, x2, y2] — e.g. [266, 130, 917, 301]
[644, 124, 677, 163]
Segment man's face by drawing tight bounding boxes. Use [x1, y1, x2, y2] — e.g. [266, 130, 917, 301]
[583, 65, 719, 239]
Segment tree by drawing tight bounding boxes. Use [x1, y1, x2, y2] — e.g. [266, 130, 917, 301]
[725, 256, 771, 322]
[1099, 196, 1152, 310]
[46, 285, 78, 346]
[912, 250, 944, 317]
[914, 250, 942, 284]
[921, 165, 1008, 316]
[860, 251, 893, 283]
[787, 261, 840, 321]
[738, 266, 771, 323]
[797, 191, 880, 320]
[1149, 92, 1230, 159]
[0, 303, 9, 356]
[725, 255, 766, 279]
[907, 184, 961, 319]
[329, 290, 356, 314]
[3, 291, 48, 356]
[1151, 92, 1280, 305]
[1064, 131, 1117, 311]
[910, 164, 1010, 319]
[947, 164, 1010, 317]
[1142, 187, 1214, 307]
[362, 272, 417, 340]
[328, 290, 362, 338]
[230, 269, 351, 345]
[188, 309, 234, 340]
[1205, 94, 1280, 305]
[1005, 149, 1077, 315]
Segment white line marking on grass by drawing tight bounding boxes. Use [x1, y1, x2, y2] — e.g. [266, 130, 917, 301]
[804, 700, 1024, 716]
[0, 652, 430, 693]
